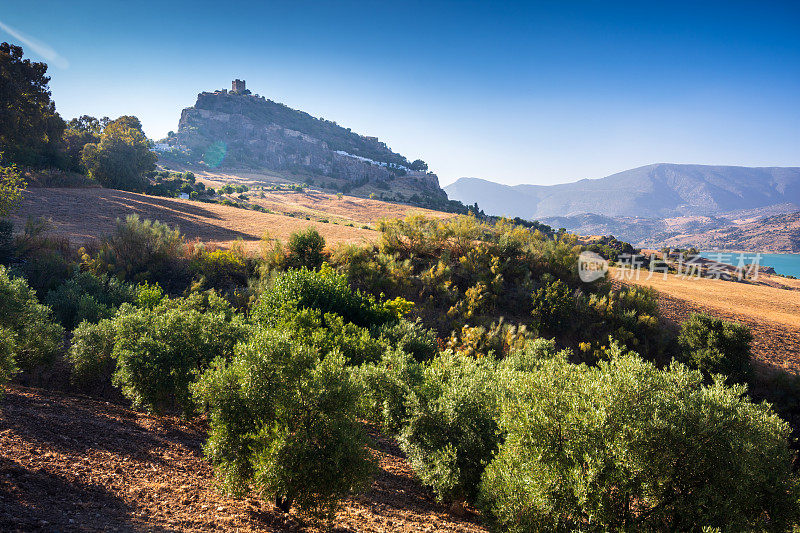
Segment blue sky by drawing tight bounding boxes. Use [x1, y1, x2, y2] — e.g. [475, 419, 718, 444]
[2, 1, 799, 186]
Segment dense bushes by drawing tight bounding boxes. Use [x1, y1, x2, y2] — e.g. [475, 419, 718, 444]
[83, 214, 187, 290]
[480, 346, 799, 532]
[193, 329, 375, 520]
[679, 312, 753, 383]
[110, 292, 248, 415]
[252, 265, 392, 329]
[400, 351, 500, 504]
[0, 265, 63, 371]
[67, 318, 117, 390]
[356, 347, 424, 433]
[5, 211, 799, 527]
[66, 291, 248, 414]
[45, 270, 136, 329]
[0, 329, 17, 391]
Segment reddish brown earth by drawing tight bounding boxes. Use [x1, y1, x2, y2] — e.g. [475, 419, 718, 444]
[614, 269, 800, 375]
[0, 386, 487, 533]
[11, 188, 378, 250]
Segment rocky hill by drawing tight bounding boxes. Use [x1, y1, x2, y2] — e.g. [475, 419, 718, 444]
[160, 82, 456, 211]
[540, 211, 800, 252]
[445, 164, 800, 219]
[657, 211, 800, 252]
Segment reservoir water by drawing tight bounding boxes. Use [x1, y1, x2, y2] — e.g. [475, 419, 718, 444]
[699, 252, 800, 278]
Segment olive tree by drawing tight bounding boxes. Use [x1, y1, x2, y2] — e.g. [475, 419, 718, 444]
[480, 346, 800, 532]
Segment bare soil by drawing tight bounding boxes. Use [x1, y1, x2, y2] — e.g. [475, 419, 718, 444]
[0, 386, 488, 532]
[616, 269, 800, 374]
[12, 188, 379, 250]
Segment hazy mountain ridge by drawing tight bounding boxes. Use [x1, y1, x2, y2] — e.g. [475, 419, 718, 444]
[446, 164, 800, 251]
[445, 164, 800, 219]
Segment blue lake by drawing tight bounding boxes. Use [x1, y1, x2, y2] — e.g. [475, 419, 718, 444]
[699, 252, 800, 278]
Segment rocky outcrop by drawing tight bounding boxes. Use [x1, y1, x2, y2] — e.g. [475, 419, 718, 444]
[163, 90, 446, 204]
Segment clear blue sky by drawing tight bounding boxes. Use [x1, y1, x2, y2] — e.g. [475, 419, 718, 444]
[2, 1, 799, 186]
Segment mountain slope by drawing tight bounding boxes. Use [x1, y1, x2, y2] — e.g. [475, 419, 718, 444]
[659, 211, 800, 252]
[160, 86, 453, 210]
[445, 164, 800, 219]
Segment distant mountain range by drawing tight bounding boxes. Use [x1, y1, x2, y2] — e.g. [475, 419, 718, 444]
[445, 164, 800, 251]
[445, 164, 800, 219]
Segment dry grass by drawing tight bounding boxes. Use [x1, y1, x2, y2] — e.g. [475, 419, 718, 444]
[167, 165, 452, 225]
[11, 188, 380, 250]
[245, 190, 450, 225]
[614, 269, 800, 329]
[613, 268, 800, 374]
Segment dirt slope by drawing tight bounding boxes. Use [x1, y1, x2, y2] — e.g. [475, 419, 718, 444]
[0, 386, 487, 533]
[615, 269, 800, 374]
[11, 188, 382, 250]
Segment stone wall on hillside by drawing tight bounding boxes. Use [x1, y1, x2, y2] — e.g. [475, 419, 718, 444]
[165, 90, 445, 201]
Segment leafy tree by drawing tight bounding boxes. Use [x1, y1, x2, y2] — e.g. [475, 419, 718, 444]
[110, 292, 248, 415]
[0, 265, 63, 370]
[286, 227, 326, 269]
[679, 313, 753, 383]
[400, 351, 500, 504]
[479, 346, 800, 532]
[81, 115, 156, 190]
[62, 115, 102, 172]
[409, 159, 428, 171]
[0, 43, 66, 167]
[193, 328, 375, 521]
[67, 318, 117, 390]
[0, 160, 26, 217]
[356, 347, 424, 433]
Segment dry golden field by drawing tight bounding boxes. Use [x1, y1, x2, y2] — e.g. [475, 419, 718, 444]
[10, 188, 403, 250]
[166, 166, 454, 225]
[614, 268, 800, 374]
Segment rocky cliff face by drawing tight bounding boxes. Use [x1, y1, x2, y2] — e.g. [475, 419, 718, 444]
[164, 90, 448, 206]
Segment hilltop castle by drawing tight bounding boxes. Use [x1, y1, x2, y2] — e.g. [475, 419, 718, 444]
[231, 79, 248, 94]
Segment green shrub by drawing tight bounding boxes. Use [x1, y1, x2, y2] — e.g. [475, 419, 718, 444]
[189, 246, 249, 293]
[0, 265, 63, 370]
[375, 318, 438, 362]
[500, 337, 569, 373]
[446, 321, 530, 360]
[479, 346, 800, 532]
[286, 227, 326, 270]
[252, 265, 392, 329]
[679, 313, 753, 383]
[110, 292, 248, 415]
[400, 351, 500, 503]
[135, 280, 165, 308]
[531, 277, 575, 334]
[192, 329, 375, 521]
[356, 347, 424, 433]
[307, 311, 386, 365]
[45, 271, 137, 330]
[85, 215, 187, 290]
[12, 218, 74, 295]
[67, 318, 117, 390]
[579, 284, 664, 362]
[0, 329, 17, 392]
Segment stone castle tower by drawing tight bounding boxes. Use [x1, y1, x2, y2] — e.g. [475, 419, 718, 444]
[231, 79, 246, 93]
